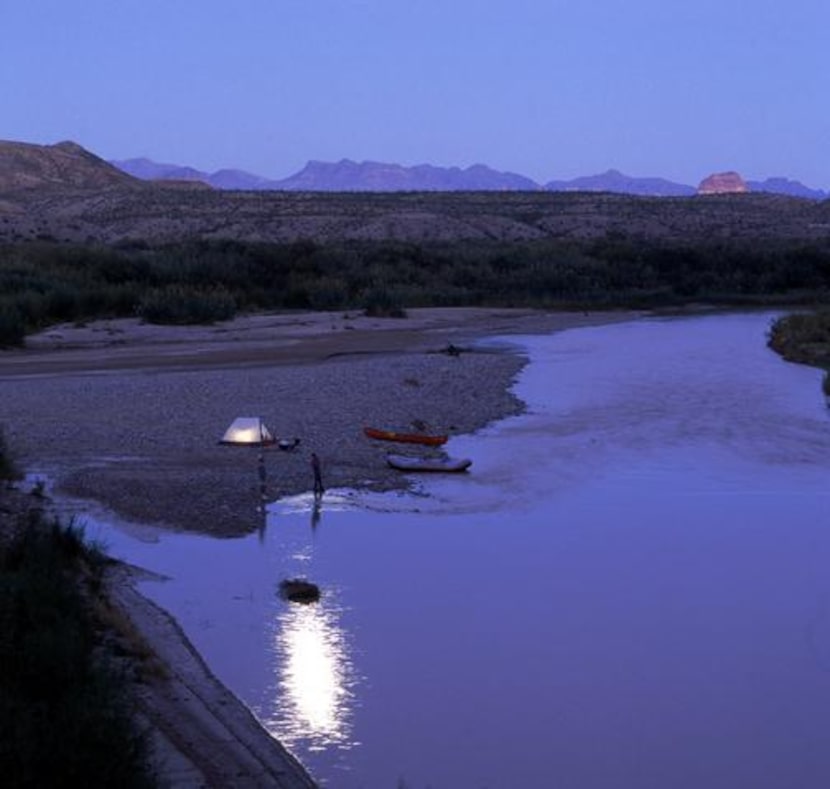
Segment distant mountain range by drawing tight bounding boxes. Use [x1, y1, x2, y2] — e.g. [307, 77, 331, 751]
[745, 177, 828, 200]
[271, 159, 540, 191]
[110, 156, 828, 199]
[110, 157, 540, 192]
[0, 139, 824, 199]
[545, 169, 696, 197]
[109, 157, 278, 190]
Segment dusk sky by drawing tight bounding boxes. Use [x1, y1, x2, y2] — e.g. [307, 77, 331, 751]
[4, 0, 828, 187]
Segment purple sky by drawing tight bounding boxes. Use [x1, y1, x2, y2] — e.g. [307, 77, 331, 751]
[3, 0, 828, 187]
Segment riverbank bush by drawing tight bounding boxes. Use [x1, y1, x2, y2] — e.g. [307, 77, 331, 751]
[0, 426, 20, 481]
[0, 512, 157, 787]
[0, 303, 26, 347]
[2, 236, 830, 343]
[767, 309, 830, 367]
[137, 284, 237, 324]
[768, 309, 830, 404]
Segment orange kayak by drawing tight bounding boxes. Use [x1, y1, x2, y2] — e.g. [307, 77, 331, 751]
[363, 426, 448, 446]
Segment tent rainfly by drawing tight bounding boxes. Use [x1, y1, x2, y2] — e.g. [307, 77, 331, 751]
[220, 417, 276, 446]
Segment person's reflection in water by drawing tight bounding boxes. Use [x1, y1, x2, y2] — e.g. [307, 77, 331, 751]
[257, 505, 268, 543]
[311, 497, 322, 531]
[311, 452, 324, 498]
[257, 453, 268, 500]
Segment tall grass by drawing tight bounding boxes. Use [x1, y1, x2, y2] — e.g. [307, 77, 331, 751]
[0, 425, 20, 481]
[0, 512, 157, 787]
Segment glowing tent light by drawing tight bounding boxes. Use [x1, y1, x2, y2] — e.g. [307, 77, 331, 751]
[219, 417, 275, 446]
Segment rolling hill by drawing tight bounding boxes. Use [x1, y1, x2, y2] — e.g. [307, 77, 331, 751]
[0, 139, 137, 190]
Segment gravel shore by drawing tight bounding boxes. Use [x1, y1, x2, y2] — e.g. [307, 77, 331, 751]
[2, 307, 630, 537]
[4, 350, 524, 535]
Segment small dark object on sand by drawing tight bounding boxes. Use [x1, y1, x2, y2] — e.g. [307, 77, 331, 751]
[279, 578, 321, 604]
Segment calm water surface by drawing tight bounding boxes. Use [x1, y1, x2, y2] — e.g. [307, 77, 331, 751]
[87, 312, 830, 788]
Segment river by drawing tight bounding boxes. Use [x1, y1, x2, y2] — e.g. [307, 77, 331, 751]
[88, 311, 830, 788]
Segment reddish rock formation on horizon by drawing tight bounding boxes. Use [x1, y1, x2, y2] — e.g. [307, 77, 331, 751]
[697, 171, 749, 195]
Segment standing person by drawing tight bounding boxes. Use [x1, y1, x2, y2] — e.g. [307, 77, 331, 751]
[311, 452, 324, 498]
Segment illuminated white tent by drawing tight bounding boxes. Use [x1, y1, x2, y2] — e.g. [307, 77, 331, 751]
[219, 417, 275, 446]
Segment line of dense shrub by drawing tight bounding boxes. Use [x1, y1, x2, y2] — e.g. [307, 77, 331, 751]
[768, 309, 830, 364]
[0, 509, 157, 787]
[2, 235, 830, 345]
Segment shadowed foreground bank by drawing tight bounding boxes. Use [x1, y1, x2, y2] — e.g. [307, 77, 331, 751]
[0, 490, 318, 787]
[0, 505, 156, 787]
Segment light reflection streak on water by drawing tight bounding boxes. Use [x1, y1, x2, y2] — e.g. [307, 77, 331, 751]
[267, 596, 356, 751]
[260, 491, 361, 754]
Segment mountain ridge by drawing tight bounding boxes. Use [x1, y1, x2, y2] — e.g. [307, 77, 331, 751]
[112, 155, 828, 199]
[1, 139, 826, 199]
[112, 156, 541, 192]
[545, 169, 696, 197]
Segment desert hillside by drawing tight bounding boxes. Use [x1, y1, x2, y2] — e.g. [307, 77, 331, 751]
[1, 140, 829, 245]
[0, 139, 137, 191]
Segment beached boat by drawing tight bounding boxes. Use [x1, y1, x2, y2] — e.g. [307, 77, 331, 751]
[386, 454, 472, 473]
[363, 426, 448, 446]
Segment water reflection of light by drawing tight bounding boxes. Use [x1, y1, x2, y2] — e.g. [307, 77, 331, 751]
[268, 596, 357, 751]
[276, 488, 422, 517]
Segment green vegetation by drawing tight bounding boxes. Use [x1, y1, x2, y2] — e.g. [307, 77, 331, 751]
[0, 512, 157, 787]
[768, 309, 830, 368]
[0, 426, 20, 481]
[768, 309, 830, 402]
[2, 235, 830, 346]
[768, 308, 830, 402]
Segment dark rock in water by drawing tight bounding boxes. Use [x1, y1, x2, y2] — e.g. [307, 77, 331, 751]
[279, 578, 320, 604]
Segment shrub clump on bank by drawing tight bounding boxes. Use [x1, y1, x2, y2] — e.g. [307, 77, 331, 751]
[768, 309, 830, 368]
[0, 509, 157, 787]
[768, 309, 830, 402]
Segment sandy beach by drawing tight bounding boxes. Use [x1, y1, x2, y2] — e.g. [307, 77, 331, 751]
[1, 306, 634, 785]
